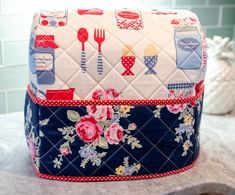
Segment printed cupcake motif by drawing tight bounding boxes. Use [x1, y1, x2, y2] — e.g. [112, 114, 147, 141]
[144, 44, 158, 74]
[121, 45, 136, 76]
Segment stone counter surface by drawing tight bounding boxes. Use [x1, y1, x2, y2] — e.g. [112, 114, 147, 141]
[0, 112, 234, 195]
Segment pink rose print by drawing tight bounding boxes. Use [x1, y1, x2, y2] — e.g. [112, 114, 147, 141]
[128, 123, 137, 130]
[167, 104, 186, 114]
[104, 123, 124, 145]
[75, 115, 103, 143]
[87, 105, 114, 121]
[171, 17, 197, 25]
[105, 88, 119, 99]
[27, 137, 36, 162]
[183, 17, 196, 25]
[171, 19, 180, 25]
[60, 148, 69, 156]
[92, 89, 107, 100]
[92, 88, 119, 100]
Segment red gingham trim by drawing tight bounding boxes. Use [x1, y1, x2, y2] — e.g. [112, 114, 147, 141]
[33, 160, 197, 182]
[27, 85, 204, 107]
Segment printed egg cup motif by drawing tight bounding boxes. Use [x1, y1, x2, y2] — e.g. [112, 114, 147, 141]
[33, 11, 202, 91]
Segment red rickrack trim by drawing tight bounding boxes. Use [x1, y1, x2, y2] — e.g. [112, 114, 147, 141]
[33, 160, 196, 182]
[27, 84, 204, 107]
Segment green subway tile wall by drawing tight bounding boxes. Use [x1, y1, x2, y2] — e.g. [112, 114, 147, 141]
[0, 42, 2, 65]
[0, 93, 6, 114]
[176, 0, 207, 6]
[7, 90, 25, 112]
[222, 7, 235, 25]
[4, 41, 28, 65]
[191, 7, 220, 25]
[0, 0, 235, 114]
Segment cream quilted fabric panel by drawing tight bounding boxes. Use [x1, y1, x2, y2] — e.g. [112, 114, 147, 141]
[28, 9, 206, 100]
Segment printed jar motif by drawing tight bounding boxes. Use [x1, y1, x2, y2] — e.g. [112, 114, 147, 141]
[34, 35, 59, 85]
[116, 9, 143, 30]
[172, 17, 202, 70]
[39, 11, 67, 27]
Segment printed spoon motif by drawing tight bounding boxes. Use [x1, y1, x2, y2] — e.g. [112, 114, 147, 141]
[77, 28, 88, 73]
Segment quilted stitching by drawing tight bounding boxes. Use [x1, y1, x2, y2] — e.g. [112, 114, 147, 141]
[29, 9, 206, 100]
[24, 91, 202, 177]
[24, 9, 205, 180]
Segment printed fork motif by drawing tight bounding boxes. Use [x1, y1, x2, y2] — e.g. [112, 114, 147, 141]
[94, 28, 105, 75]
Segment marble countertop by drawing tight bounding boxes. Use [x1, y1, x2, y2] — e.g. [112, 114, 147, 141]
[0, 112, 235, 195]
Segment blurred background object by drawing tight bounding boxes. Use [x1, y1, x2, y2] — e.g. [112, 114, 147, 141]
[0, 0, 235, 114]
[204, 36, 235, 114]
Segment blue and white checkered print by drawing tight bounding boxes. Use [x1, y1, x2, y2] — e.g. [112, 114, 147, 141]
[167, 83, 195, 90]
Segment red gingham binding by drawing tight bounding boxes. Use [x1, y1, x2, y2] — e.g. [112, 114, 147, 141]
[33, 158, 197, 182]
[27, 84, 204, 106]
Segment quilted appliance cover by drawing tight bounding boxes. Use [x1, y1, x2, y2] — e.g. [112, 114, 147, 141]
[24, 8, 206, 182]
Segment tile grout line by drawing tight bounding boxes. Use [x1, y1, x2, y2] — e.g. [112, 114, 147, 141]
[0, 0, 2, 13]
[218, 5, 223, 28]
[233, 26, 235, 40]
[1, 40, 5, 66]
[4, 91, 8, 113]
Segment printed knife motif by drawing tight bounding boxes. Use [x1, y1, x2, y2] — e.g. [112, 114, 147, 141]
[144, 44, 158, 74]
[121, 45, 136, 76]
[77, 28, 88, 73]
[94, 28, 105, 75]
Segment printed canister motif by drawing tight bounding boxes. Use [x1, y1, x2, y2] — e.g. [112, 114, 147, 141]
[171, 17, 202, 70]
[116, 9, 143, 30]
[34, 35, 59, 85]
[39, 11, 68, 27]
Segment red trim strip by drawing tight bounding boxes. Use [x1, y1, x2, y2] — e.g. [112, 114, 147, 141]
[33, 160, 197, 182]
[27, 85, 204, 106]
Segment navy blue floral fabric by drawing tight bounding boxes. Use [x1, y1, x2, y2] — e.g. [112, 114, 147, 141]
[24, 92, 202, 177]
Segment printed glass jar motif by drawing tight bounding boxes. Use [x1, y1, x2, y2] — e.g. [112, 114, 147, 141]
[171, 17, 202, 70]
[39, 11, 68, 27]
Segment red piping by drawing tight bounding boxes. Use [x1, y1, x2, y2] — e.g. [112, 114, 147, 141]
[33, 159, 197, 182]
[27, 85, 204, 106]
